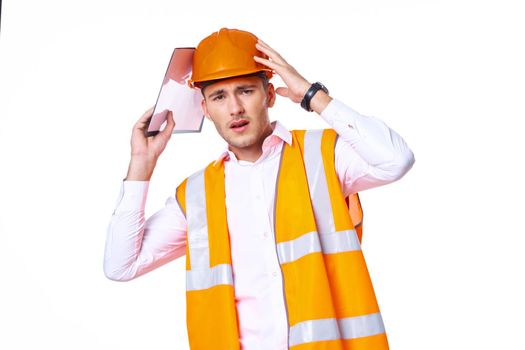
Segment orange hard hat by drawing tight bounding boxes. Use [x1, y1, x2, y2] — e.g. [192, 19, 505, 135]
[188, 28, 273, 88]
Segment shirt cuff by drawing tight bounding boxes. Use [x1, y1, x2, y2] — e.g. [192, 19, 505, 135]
[113, 181, 150, 214]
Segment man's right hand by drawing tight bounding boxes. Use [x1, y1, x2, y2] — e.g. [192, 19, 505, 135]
[125, 107, 175, 181]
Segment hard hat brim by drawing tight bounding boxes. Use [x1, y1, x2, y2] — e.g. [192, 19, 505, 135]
[189, 68, 273, 89]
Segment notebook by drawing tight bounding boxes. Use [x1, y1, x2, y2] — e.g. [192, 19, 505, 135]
[147, 47, 204, 135]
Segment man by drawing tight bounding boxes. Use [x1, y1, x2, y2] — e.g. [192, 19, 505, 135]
[104, 28, 415, 350]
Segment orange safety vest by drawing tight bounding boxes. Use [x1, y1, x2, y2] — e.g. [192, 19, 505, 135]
[176, 129, 389, 349]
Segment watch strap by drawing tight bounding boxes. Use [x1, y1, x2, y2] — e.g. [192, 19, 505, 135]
[300, 82, 329, 112]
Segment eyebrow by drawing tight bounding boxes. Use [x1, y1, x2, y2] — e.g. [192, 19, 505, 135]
[207, 84, 258, 99]
[236, 84, 257, 90]
[207, 89, 225, 99]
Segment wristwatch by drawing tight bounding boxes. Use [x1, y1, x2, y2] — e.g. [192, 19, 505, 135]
[300, 82, 329, 112]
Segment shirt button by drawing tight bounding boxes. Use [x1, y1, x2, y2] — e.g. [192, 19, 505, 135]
[272, 271, 278, 277]
[255, 195, 262, 200]
[263, 232, 269, 238]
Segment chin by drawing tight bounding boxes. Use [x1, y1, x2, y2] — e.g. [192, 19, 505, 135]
[227, 134, 257, 149]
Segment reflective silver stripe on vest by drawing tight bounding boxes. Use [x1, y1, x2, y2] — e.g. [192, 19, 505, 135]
[276, 130, 362, 263]
[186, 264, 234, 291]
[277, 231, 321, 264]
[186, 169, 210, 269]
[303, 129, 336, 235]
[319, 229, 361, 254]
[339, 312, 385, 340]
[289, 312, 386, 347]
[185, 170, 235, 291]
[276, 229, 361, 264]
[289, 318, 340, 346]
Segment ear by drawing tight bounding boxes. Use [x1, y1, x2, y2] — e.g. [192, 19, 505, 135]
[266, 83, 276, 108]
[201, 98, 211, 121]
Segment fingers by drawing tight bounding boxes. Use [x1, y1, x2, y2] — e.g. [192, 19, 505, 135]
[141, 106, 155, 120]
[275, 87, 290, 98]
[254, 39, 310, 104]
[254, 39, 294, 77]
[159, 111, 175, 137]
[256, 39, 287, 64]
[253, 55, 279, 71]
[135, 106, 155, 129]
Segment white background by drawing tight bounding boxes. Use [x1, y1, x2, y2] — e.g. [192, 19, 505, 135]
[1, 0, 524, 349]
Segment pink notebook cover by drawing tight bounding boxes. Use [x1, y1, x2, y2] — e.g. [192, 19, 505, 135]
[148, 48, 204, 134]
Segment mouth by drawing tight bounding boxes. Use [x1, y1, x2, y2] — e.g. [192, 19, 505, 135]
[230, 119, 250, 132]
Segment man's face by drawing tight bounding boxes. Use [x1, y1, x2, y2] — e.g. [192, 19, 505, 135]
[201, 75, 276, 155]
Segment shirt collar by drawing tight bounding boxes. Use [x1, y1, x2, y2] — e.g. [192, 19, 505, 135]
[213, 120, 292, 166]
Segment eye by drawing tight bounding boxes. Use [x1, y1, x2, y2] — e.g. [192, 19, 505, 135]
[241, 89, 253, 95]
[212, 94, 225, 101]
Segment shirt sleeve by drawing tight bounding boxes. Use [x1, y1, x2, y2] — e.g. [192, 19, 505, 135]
[320, 99, 415, 197]
[103, 181, 187, 282]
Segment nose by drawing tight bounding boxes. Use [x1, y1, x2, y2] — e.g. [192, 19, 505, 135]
[229, 95, 245, 116]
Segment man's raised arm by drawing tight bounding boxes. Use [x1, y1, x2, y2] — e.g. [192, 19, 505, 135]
[103, 108, 187, 281]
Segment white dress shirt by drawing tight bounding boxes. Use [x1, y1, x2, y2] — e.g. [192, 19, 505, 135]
[104, 99, 415, 350]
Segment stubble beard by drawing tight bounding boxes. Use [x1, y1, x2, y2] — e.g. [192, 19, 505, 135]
[223, 127, 258, 150]
[221, 119, 271, 152]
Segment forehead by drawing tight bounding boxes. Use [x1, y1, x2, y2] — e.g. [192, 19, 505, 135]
[203, 75, 263, 96]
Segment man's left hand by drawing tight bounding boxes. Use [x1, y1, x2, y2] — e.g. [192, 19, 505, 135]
[254, 39, 311, 104]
